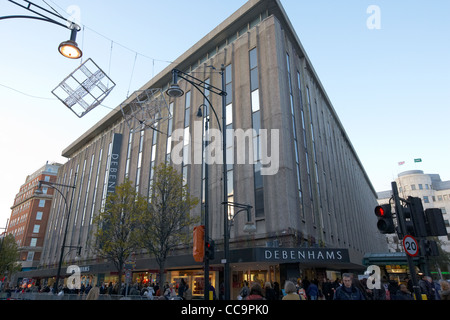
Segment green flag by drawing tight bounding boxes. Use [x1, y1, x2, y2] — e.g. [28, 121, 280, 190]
[414, 158, 422, 163]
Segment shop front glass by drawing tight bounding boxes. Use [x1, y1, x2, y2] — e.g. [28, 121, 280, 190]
[168, 269, 217, 299]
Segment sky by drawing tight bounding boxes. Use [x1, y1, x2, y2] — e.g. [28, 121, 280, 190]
[1, 0, 449, 229]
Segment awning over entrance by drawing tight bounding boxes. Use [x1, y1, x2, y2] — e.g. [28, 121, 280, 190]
[362, 252, 424, 266]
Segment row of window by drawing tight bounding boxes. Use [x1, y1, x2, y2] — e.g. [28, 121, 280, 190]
[423, 195, 450, 203]
[14, 175, 51, 206]
[400, 184, 431, 192]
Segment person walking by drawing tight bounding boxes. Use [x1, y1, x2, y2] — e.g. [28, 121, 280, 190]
[246, 282, 265, 300]
[439, 280, 450, 300]
[239, 281, 250, 300]
[273, 282, 282, 300]
[306, 280, 319, 300]
[322, 278, 334, 300]
[264, 282, 276, 300]
[164, 283, 177, 300]
[394, 284, 413, 300]
[178, 279, 187, 299]
[333, 273, 365, 300]
[282, 281, 300, 300]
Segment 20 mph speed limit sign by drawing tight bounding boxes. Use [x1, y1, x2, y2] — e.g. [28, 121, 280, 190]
[403, 235, 419, 257]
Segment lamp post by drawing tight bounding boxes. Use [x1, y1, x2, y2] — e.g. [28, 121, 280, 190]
[167, 67, 227, 300]
[1, 0, 83, 59]
[166, 67, 256, 300]
[196, 103, 211, 300]
[34, 173, 76, 293]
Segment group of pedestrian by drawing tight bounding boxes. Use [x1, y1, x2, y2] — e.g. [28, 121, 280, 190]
[238, 273, 450, 301]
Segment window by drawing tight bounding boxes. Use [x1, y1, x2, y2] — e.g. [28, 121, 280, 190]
[30, 238, 37, 247]
[33, 225, 40, 233]
[38, 200, 45, 207]
[423, 196, 429, 203]
[26, 251, 35, 261]
[166, 102, 174, 163]
[419, 184, 423, 190]
[182, 91, 191, 186]
[125, 131, 133, 178]
[249, 48, 264, 218]
[36, 211, 43, 220]
[411, 184, 416, 190]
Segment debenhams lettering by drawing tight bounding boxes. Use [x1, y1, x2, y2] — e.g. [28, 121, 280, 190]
[263, 248, 346, 262]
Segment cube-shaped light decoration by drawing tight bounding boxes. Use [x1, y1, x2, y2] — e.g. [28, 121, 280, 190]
[52, 58, 116, 118]
[120, 88, 171, 133]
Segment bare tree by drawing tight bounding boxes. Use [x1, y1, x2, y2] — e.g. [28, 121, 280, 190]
[139, 163, 199, 293]
[91, 179, 146, 286]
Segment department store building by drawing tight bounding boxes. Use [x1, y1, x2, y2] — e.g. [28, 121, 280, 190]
[19, 0, 387, 298]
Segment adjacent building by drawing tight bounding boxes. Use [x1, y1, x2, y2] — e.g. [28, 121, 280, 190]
[17, 0, 386, 297]
[5, 162, 61, 271]
[377, 170, 450, 255]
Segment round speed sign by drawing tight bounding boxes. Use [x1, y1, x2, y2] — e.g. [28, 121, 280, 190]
[403, 235, 419, 257]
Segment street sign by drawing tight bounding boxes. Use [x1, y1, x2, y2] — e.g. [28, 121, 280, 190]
[403, 235, 419, 257]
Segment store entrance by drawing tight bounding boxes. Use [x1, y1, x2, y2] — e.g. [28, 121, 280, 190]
[231, 263, 280, 299]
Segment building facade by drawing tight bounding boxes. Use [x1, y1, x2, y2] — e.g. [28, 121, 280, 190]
[6, 162, 61, 271]
[20, 0, 386, 297]
[377, 170, 450, 254]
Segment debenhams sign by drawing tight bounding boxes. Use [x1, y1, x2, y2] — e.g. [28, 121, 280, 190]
[259, 248, 349, 263]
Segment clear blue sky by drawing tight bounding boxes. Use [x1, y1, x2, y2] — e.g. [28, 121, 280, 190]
[1, 0, 449, 228]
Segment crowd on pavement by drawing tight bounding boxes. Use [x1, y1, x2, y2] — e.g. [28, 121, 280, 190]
[2, 272, 450, 300]
[237, 273, 450, 300]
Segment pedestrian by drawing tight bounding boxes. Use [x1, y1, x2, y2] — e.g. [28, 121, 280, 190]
[164, 282, 177, 300]
[183, 283, 193, 300]
[178, 279, 187, 299]
[322, 278, 334, 300]
[419, 276, 436, 300]
[439, 280, 450, 300]
[394, 284, 413, 300]
[333, 273, 365, 300]
[282, 281, 300, 300]
[306, 280, 319, 300]
[246, 282, 265, 300]
[208, 283, 217, 300]
[273, 282, 281, 300]
[388, 279, 399, 297]
[239, 280, 249, 300]
[264, 282, 276, 300]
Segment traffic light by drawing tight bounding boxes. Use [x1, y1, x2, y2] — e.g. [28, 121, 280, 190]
[425, 208, 448, 236]
[375, 204, 396, 234]
[406, 197, 428, 237]
[402, 204, 416, 236]
[205, 239, 215, 260]
[423, 239, 439, 257]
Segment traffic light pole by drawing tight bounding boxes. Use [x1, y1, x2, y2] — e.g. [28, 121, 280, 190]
[392, 181, 422, 300]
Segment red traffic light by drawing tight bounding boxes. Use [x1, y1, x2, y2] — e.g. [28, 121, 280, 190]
[375, 204, 390, 217]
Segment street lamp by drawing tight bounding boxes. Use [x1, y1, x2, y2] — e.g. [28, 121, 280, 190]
[34, 173, 77, 293]
[167, 67, 255, 300]
[1, 0, 83, 59]
[167, 67, 228, 299]
[58, 27, 83, 59]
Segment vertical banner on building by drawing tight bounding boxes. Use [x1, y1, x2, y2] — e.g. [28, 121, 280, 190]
[107, 133, 123, 194]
